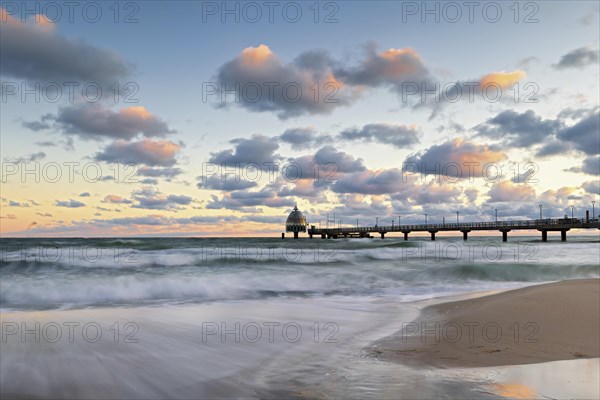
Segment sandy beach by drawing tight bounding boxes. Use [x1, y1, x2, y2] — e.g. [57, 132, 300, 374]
[371, 279, 600, 368]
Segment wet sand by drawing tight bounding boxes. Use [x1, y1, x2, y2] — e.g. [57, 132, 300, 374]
[371, 279, 600, 368]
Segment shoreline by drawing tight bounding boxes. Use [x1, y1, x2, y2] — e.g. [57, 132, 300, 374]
[370, 278, 600, 368]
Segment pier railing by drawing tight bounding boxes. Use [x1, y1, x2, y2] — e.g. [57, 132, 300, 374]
[306, 217, 599, 241]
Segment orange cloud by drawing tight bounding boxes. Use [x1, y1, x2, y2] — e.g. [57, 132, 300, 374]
[380, 48, 421, 61]
[0, 8, 54, 29]
[33, 14, 54, 29]
[138, 139, 180, 158]
[120, 106, 153, 120]
[479, 70, 526, 89]
[95, 139, 181, 167]
[450, 138, 506, 165]
[489, 180, 536, 202]
[240, 44, 274, 66]
[103, 195, 131, 204]
[324, 71, 344, 89]
[379, 48, 423, 77]
[0, 8, 19, 25]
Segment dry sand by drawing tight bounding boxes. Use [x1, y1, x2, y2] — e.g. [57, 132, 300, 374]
[371, 279, 600, 368]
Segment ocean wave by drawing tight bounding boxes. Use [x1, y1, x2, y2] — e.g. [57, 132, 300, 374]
[1, 237, 598, 310]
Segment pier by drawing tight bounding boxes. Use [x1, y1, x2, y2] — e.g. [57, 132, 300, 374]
[307, 217, 600, 242]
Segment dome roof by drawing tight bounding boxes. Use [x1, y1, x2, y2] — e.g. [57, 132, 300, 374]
[286, 205, 307, 226]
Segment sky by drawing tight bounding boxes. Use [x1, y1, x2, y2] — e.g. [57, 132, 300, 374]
[1, 0, 599, 237]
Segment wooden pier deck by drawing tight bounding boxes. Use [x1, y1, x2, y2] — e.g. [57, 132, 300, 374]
[307, 217, 600, 242]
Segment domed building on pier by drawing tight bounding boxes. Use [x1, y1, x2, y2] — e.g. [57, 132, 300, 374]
[285, 205, 307, 239]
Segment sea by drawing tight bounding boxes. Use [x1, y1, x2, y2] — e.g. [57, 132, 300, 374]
[1, 235, 599, 399]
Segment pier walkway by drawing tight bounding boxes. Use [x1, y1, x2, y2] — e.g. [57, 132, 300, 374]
[307, 217, 600, 242]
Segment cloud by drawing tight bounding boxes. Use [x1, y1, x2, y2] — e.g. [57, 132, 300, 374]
[79, 192, 90, 197]
[278, 179, 326, 199]
[340, 45, 429, 86]
[279, 127, 330, 150]
[556, 109, 600, 155]
[209, 135, 280, 170]
[286, 146, 366, 183]
[474, 107, 599, 158]
[102, 195, 132, 204]
[578, 5, 599, 26]
[95, 139, 181, 167]
[474, 109, 562, 148]
[214, 44, 357, 119]
[413, 183, 462, 204]
[3, 151, 46, 163]
[206, 183, 294, 210]
[35, 136, 74, 151]
[336, 46, 430, 87]
[55, 199, 86, 208]
[554, 47, 599, 69]
[214, 43, 530, 119]
[312, 146, 366, 173]
[98, 215, 179, 226]
[582, 180, 600, 195]
[314, 194, 391, 222]
[137, 166, 184, 179]
[197, 175, 257, 191]
[405, 139, 506, 177]
[22, 120, 51, 131]
[516, 56, 540, 70]
[28, 104, 175, 140]
[331, 168, 405, 194]
[8, 200, 30, 207]
[582, 155, 600, 175]
[539, 186, 581, 208]
[339, 123, 420, 148]
[488, 181, 536, 203]
[535, 140, 566, 157]
[0, 8, 131, 85]
[131, 187, 192, 210]
[140, 178, 159, 185]
[478, 70, 526, 89]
